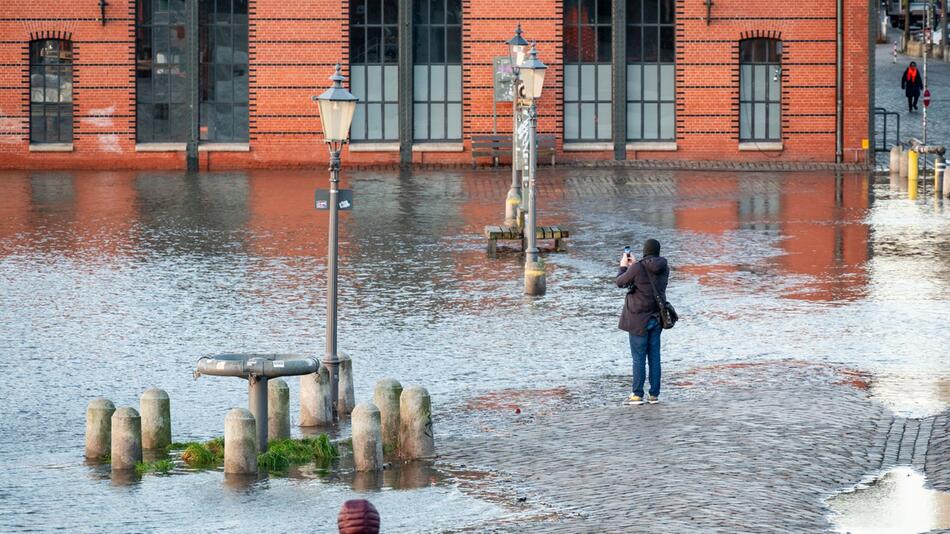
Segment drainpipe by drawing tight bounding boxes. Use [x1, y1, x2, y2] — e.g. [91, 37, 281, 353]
[836, 0, 844, 164]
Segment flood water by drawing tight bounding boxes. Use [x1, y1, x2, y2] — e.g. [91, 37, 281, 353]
[1, 168, 948, 531]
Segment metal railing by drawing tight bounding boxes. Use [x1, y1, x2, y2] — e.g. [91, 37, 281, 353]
[874, 107, 901, 153]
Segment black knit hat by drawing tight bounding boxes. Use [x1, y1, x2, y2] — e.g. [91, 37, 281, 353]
[642, 238, 661, 257]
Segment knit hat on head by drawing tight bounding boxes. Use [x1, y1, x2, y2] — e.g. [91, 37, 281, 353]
[642, 238, 661, 257]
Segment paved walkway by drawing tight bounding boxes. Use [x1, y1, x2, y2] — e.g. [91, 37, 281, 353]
[876, 28, 950, 161]
[437, 361, 948, 532]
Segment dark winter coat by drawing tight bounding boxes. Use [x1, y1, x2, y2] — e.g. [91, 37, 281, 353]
[615, 255, 669, 336]
[902, 68, 924, 98]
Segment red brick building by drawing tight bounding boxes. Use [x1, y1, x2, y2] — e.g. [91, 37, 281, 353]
[0, 0, 874, 170]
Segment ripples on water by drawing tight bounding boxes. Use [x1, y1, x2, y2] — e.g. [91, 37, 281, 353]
[0, 169, 948, 531]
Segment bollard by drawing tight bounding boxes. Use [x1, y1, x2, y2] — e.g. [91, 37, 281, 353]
[300, 365, 333, 426]
[908, 150, 919, 200]
[899, 148, 909, 178]
[338, 499, 381, 534]
[944, 165, 950, 198]
[935, 157, 945, 197]
[373, 378, 402, 455]
[224, 408, 258, 475]
[399, 386, 435, 460]
[351, 402, 383, 471]
[110, 407, 142, 471]
[140, 388, 171, 450]
[524, 261, 547, 296]
[268, 378, 290, 442]
[85, 398, 115, 460]
[889, 145, 901, 174]
[338, 354, 355, 416]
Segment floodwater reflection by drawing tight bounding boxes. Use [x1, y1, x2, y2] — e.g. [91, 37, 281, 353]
[0, 168, 948, 531]
[827, 466, 950, 534]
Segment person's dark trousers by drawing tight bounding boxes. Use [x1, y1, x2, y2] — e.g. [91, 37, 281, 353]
[629, 317, 662, 398]
[909, 95, 919, 111]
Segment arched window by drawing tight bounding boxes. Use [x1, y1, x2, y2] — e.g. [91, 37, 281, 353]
[30, 39, 73, 144]
[739, 38, 782, 142]
[564, 0, 612, 142]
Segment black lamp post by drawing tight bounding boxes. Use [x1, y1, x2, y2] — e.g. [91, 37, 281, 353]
[315, 64, 358, 419]
[504, 24, 529, 227]
[518, 44, 547, 296]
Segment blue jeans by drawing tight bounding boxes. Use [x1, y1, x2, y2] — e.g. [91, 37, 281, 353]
[629, 317, 661, 398]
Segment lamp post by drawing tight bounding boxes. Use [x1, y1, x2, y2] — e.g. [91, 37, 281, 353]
[315, 64, 358, 420]
[505, 24, 529, 227]
[518, 44, 547, 296]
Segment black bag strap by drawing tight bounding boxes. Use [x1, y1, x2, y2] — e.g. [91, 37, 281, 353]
[639, 259, 666, 306]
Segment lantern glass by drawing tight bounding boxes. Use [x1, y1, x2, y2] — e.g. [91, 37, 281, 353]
[318, 97, 357, 142]
[519, 64, 546, 100]
[510, 44, 528, 68]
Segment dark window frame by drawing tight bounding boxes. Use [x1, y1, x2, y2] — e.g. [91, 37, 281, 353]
[350, 0, 400, 142]
[135, 0, 188, 143]
[29, 39, 73, 144]
[198, 0, 249, 143]
[739, 38, 782, 143]
[564, 0, 613, 142]
[625, 0, 675, 141]
[411, 0, 462, 142]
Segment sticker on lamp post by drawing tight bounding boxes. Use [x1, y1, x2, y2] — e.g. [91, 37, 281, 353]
[315, 189, 353, 210]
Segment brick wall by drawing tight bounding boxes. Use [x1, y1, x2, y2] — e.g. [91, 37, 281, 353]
[0, 0, 871, 169]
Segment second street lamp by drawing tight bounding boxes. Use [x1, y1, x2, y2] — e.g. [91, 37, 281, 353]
[505, 24, 529, 227]
[519, 44, 547, 296]
[315, 64, 358, 420]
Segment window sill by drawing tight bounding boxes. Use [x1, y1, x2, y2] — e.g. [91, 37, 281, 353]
[412, 142, 464, 152]
[349, 142, 400, 152]
[199, 143, 250, 152]
[739, 142, 783, 152]
[29, 143, 73, 152]
[627, 142, 677, 152]
[136, 143, 186, 152]
[562, 142, 613, 152]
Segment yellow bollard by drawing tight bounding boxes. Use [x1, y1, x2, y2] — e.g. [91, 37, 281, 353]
[908, 150, 919, 200]
[935, 157, 945, 197]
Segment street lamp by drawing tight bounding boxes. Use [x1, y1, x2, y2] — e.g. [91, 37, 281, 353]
[519, 44, 547, 296]
[316, 63, 357, 419]
[504, 24, 529, 227]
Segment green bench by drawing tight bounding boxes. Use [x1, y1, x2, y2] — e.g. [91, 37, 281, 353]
[483, 225, 570, 255]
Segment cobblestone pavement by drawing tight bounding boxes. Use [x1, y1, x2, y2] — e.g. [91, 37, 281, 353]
[876, 28, 950, 165]
[436, 361, 949, 532]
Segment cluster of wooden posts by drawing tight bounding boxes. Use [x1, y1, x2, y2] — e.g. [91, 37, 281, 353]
[84, 371, 434, 476]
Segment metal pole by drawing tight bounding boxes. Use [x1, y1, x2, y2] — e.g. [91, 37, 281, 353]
[324, 145, 341, 420]
[835, 0, 844, 164]
[248, 375, 268, 452]
[506, 73, 522, 227]
[525, 102, 538, 264]
[942, 0, 947, 62]
[185, 0, 199, 172]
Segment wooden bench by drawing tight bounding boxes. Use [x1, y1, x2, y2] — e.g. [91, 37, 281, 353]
[471, 134, 557, 168]
[484, 225, 570, 255]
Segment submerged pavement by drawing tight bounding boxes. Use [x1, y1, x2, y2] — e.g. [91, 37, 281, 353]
[439, 361, 949, 532]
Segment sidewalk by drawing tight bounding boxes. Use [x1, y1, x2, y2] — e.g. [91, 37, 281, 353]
[876, 28, 950, 151]
[438, 361, 948, 532]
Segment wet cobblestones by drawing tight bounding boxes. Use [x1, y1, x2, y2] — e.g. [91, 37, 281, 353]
[439, 362, 948, 532]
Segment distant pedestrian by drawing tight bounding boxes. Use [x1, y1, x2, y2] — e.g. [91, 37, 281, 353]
[901, 61, 924, 112]
[615, 238, 669, 406]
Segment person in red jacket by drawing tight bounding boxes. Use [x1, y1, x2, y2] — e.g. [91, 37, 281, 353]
[902, 61, 924, 112]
